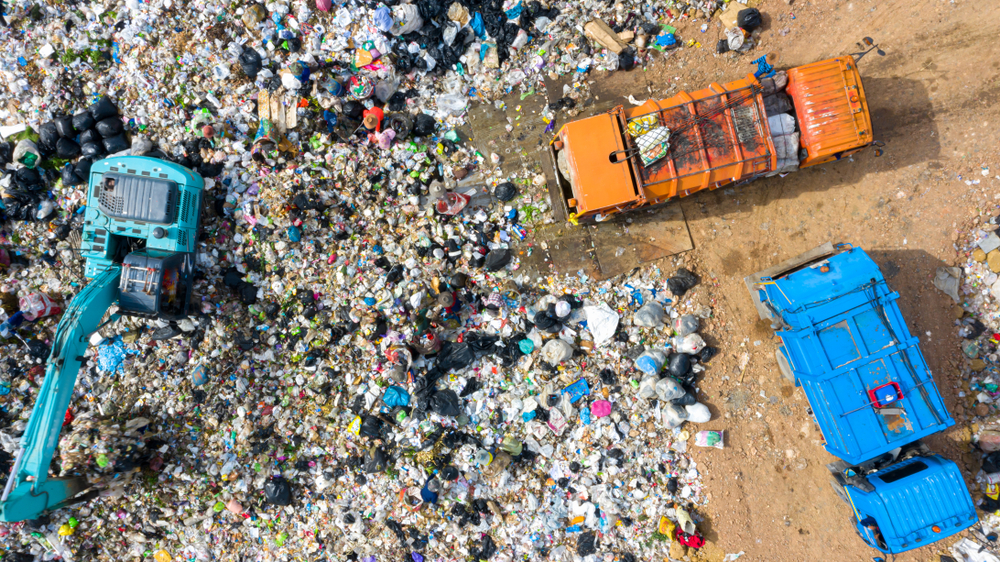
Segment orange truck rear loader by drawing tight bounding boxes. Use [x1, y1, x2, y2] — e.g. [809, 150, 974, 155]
[548, 57, 874, 223]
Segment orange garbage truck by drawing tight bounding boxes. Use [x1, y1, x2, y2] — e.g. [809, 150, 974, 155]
[549, 56, 875, 223]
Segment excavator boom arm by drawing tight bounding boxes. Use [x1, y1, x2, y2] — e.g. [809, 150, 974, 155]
[0, 264, 121, 522]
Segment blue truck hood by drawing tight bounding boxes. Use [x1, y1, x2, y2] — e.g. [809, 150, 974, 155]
[848, 455, 977, 553]
[762, 246, 953, 465]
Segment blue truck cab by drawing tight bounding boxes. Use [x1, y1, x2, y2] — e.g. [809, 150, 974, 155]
[745, 242, 976, 554]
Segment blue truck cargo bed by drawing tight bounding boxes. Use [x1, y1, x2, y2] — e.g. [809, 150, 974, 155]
[748, 243, 952, 465]
[746, 243, 977, 555]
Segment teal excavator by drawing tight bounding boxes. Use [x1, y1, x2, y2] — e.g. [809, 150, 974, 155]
[0, 156, 203, 522]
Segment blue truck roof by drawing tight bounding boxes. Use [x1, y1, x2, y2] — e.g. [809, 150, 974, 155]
[848, 455, 977, 553]
[758, 245, 953, 466]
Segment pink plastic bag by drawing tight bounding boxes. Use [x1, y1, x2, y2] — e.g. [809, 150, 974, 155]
[591, 400, 612, 418]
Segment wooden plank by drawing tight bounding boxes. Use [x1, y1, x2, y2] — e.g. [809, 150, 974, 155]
[591, 203, 693, 279]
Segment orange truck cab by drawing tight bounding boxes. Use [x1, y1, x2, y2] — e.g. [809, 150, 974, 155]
[549, 57, 873, 223]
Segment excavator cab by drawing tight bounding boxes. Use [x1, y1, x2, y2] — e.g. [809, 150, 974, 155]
[0, 156, 204, 523]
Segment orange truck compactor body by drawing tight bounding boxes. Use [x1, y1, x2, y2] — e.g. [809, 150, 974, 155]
[549, 57, 873, 222]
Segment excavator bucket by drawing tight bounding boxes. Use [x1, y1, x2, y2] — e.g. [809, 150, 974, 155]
[0, 477, 95, 522]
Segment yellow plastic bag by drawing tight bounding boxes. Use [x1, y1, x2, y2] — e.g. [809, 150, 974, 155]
[627, 115, 658, 137]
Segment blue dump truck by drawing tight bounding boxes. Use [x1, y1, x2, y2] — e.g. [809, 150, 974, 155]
[745, 242, 977, 555]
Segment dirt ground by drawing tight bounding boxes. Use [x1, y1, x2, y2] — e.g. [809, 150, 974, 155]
[485, 0, 1000, 559]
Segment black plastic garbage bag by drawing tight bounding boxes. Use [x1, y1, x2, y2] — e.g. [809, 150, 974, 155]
[498, 333, 527, 366]
[618, 48, 636, 71]
[671, 390, 698, 406]
[667, 353, 691, 378]
[460, 377, 480, 397]
[79, 128, 100, 145]
[436, 341, 475, 371]
[359, 415, 383, 439]
[102, 134, 129, 154]
[985, 452, 1000, 475]
[74, 158, 93, 180]
[38, 122, 58, 151]
[484, 249, 511, 271]
[364, 447, 388, 473]
[532, 309, 559, 332]
[61, 165, 83, 187]
[72, 111, 95, 132]
[239, 47, 263, 79]
[89, 96, 119, 121]
[80, 142, 104, 159]
[962, 318, 988, 340]
[737, 8, 762, 31]
[697, 346, 718, 363]
[54, 116, 75, 138]
[494, 182, 517, 201]
[14, 167, 42, 189]
[0, 141, 12, 167]
[95, 117, 124, 138]
[237, 282, 258, 305]
[471, 535, 497, 560]
[430, 389, 462, 417]
[716, 38, 731, 54]
[465, 332, 499, 356]
[577, 531, 597, 556]
[413, 113, 436, 137]
[223, 268, 243, 288]
[263, 478, 292, 506]
[667, 268, 699, 297]
[198, 161, 223, 178]
[385, 264, 404, 284]
[55, 137, 80, 159]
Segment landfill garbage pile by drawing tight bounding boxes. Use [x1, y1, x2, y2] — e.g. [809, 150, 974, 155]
[941, 208, 1000, 424]
[938, 188, 1000, 551]
[0, 202, 726, 562]
[0, 0, 741, 558]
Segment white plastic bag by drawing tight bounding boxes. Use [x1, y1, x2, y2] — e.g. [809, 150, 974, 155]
[437, 93, 468, 115]
[638, 376, 659, 399]
[655, 378, 685, 402]
[685, 402, 712, 423]
[585, 303, 619, 346]
[671, 314, 699, 337]
[767, 113, 795, 137]
[663, 403, 689, 428]
[635, 126, 670, 167]
[541, 339, 573, 366]
[673, 333, 706, 355]
[633, 302, 665, 328]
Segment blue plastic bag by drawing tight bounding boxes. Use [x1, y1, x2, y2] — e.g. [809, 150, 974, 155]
[470, 12, 485, 39]
[562, 378, 590, 404]
[373, 6, 393, 32]
[382, 385, 411, 409]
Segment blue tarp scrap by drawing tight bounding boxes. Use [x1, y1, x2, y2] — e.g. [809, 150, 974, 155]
[96, 335, 139, 375]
